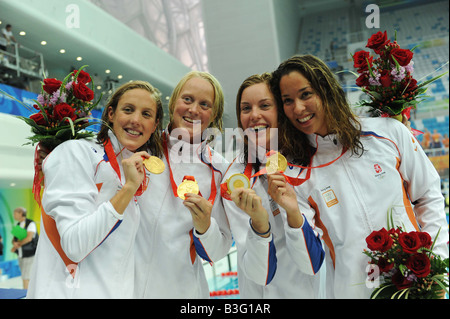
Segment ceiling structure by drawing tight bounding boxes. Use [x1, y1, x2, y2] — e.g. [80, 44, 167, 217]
[89, 0, 208, 72]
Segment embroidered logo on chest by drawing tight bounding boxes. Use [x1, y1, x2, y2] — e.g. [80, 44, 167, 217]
[374, 164, 382, 173]
[373, 163, 386, 179]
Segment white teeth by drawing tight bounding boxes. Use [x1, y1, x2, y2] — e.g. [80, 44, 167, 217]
[126, 129, 141, 136]
[251, 125, 268, 131]
[183, 117, 202, 125]
[298, 114, 313, 123]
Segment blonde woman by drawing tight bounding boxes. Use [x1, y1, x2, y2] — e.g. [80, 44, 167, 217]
[134, 71, 232, 298]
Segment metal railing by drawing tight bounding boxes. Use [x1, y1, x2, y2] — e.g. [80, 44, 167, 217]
[0, 42, 45, 79]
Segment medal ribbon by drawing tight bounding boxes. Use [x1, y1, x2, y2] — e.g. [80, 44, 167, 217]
[103, 138, 148, 197]
[162, 132, 217, 205]
[251, 146, 348, 187]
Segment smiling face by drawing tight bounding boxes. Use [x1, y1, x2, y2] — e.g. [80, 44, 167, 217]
[171, 76, 215, 141]
[280, 71, 328, 137]
[239, 82, 278, 150]
[108, 88, 158, 152]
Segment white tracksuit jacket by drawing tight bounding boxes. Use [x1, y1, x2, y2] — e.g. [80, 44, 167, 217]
[134, 132, 232, 298]
[222, 155, 325, 298]
[293, 117, 449, 299]
[27, 132, 140, 298]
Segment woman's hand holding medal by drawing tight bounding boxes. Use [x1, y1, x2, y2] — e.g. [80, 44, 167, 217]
[183, 193, 213, 235]
[230, 188, 270, 238]
[122, 151, 150, 193]
[267, 173, 304, 229]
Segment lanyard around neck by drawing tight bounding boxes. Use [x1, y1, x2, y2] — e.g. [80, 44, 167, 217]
[162, 131, 217, 204]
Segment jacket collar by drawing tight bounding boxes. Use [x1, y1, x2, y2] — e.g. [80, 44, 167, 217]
[107, 130, 134, 159]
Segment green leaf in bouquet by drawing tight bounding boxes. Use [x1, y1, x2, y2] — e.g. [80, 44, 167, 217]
[55, 127, 75, 140]
[371, 284, 397, 299]
[0, 88, 35, 112]
[417, 70, 448, 89]
[391, 99, 407, 104]
[391, 287, 410, 299]
[399, 264, 407, 276]
[366, 90, 383, 100]
[391, 55, 401, 72]
[90, 92, 104, 110]
[366, 58, 376, 78]
[409, 44, 421, 52]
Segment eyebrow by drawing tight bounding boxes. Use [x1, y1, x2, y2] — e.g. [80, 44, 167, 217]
[282, 86, 311, 98]
[241, 98, 272, 104]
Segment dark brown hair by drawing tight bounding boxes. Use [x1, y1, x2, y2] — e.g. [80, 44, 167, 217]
[270, 54, 363, 165]
[235, 73, 275, 168]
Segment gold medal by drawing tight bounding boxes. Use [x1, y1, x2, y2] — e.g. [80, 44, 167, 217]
[143, 156, 165, 174]
[265, 152, 287, 174]
[177, 176, 199, 200]
[226, 173, 250, 193]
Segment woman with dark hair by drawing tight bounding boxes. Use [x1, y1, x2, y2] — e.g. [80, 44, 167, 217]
[222, 73, 324, 298]
[269, 54, 448, 298]
[27, 81, 164, 298]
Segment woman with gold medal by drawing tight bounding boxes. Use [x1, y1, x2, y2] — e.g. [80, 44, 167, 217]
[269, 55, 448, 298]
[134, 71, 232, 298]
[221, 73, 325, 298]
[27, 81, 164, 298]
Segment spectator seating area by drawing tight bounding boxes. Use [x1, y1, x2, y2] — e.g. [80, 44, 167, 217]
[297, 0, 449, 114]
[411, 115, 449, 149]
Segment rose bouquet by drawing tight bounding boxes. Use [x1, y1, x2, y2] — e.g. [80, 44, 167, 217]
[15, 66, 102, 150]
[364, 225, 448, 299]
[0, 66, 102, 204]
[352, 31, 447, 119]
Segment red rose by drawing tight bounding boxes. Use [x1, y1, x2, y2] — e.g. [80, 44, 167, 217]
[398, 231, 422, 253]
[366, 228, 393, 252]
[377, 257, 394, 273]
[72, 82, 94, 101]
[53, 103, 77, 122]
[390, 48, 413, 66]
[353, 51, 373, 73]
[402, 77, 418, 94]
[391, 270, 413, 290]
[73, 69, 91, 85]
[43, 78, 62, 94]
[379, 69, 392, 87]
[30, 112, 47, 126]
[417, 232, 432, 249]
[388, 228, 402, 237]
[356, 73, 370, 87]
[366, 31, 390, 53]
[406, 253, 431, 278]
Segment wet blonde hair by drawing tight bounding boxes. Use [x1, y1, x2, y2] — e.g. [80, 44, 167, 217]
[168, 71, 224, 133]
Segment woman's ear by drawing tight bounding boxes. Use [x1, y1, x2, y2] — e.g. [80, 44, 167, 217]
[107, 106, 114, 122]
